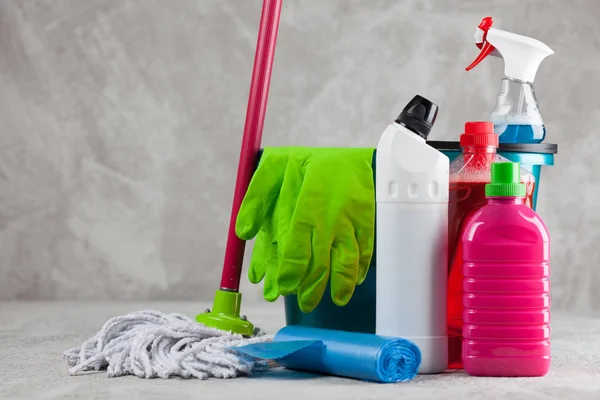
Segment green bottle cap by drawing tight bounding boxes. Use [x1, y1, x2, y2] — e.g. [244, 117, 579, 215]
[485, 162, 526, 197]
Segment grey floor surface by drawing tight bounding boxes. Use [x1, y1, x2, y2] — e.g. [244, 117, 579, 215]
[1, 301, 600, 400]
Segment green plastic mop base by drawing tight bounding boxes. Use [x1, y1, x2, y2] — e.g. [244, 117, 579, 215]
[196, 289, 255, 336]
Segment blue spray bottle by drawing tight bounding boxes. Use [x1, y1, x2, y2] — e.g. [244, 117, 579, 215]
[466, 17, 554, 144]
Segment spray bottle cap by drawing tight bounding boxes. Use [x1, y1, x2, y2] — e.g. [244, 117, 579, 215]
[395, 95, 439, 139]
[465, 17, 554, 83]
[485, 162, 526, 197]
[460, 121, 499, 147]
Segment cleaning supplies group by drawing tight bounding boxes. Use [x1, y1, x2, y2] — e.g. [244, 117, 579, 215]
[236, 16, 553, 379]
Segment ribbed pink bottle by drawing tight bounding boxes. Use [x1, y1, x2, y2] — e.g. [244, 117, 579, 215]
[462, 161, 550, 377]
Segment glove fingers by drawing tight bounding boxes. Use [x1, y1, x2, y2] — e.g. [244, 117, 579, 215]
[277, 223, 312, 296]
[355, 226, 375, 285]
[247, 211, 281, 302]
[297, 232, 331, 313]
[247, 230, 270, 284]
[248, 237, 280, 302]
[265, 212, 282, 302]
[330, 235, 360, 307]
[348, 151, 376, 285]
[235, 150, 287, 240]
[275, 152, 306, 256]
[262, 240, 280, 302]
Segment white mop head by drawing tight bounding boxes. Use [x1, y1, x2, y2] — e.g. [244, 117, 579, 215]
[62, 310, 274, 379]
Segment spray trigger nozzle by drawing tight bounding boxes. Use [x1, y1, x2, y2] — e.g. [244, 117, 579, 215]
[464, 16, 553, 82]
[466, 16, 494, 71]
[475, 16, 493, 47]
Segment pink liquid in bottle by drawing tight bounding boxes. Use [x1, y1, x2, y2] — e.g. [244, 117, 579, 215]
[462, 162, 550, 377]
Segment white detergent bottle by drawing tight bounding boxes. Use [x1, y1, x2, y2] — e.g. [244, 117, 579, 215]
[375, 95, 449, 374]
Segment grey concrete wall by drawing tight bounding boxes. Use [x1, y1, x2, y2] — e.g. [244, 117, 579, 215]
[0, 0, 597, 313]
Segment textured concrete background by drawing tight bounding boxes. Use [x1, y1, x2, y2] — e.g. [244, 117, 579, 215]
[0, 0, 598, 312]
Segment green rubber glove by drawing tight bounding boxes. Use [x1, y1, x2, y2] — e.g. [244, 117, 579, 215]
[235, 147, 290, 302]
[236, 147, 375, 313]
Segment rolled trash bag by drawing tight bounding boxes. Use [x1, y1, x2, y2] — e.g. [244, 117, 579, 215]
[232, 325, 421, 383]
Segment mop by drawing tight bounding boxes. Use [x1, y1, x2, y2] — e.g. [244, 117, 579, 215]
[62, 311, 272, 379]
[63, 0, 283, 379]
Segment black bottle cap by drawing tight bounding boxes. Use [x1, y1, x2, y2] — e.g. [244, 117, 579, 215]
[395, 95, 439, 139]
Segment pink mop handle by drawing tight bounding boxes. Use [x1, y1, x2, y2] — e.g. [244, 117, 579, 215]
[220, 0, 283, 291]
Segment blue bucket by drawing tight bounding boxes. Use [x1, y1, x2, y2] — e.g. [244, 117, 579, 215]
[283, 141, 557, 333]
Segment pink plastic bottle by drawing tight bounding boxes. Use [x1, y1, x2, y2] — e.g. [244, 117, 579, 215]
[447, 121, 535, 370]
[462, 162, 550, 377]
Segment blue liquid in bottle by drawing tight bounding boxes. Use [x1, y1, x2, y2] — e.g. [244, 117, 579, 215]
[496, 124, 546, 144]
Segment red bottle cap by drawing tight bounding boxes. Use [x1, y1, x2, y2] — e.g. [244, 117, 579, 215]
[460, 121, 499, 147]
